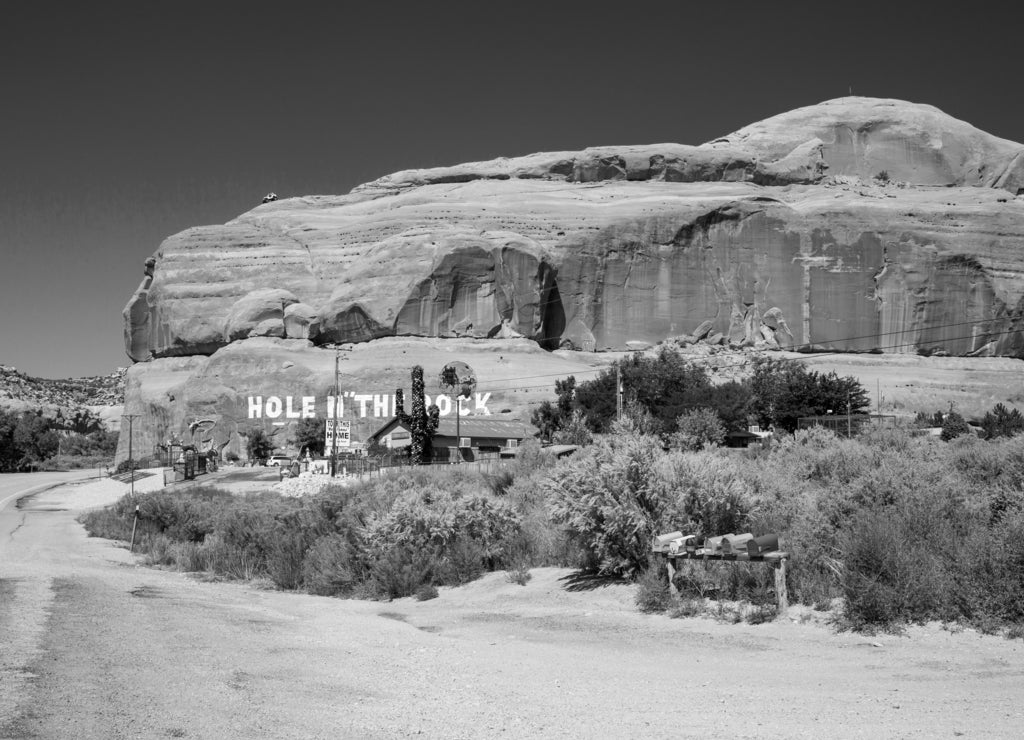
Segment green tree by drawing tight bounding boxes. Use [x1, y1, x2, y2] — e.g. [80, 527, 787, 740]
[245, 427, 274, 463]
[569, 349, 713, 435]
[13, 412, 58, 467]
[941, 411, 971, 441]
[0, 409, 20, 471]
[748, 358, 869, 432]
[981, 403, 1024, 440]
[292, 417, 325, 456]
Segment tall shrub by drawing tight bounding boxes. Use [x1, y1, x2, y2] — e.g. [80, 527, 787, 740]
[543, 420, 685, 577]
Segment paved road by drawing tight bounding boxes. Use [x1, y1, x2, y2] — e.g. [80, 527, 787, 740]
[1, 477, 1022, 739]
[0, 472, 96, 513]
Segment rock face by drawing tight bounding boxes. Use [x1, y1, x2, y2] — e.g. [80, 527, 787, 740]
[124, 97, 1024, 364]
[117, 97, 1024, 461]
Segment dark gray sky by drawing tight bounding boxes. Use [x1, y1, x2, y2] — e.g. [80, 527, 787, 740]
[3, 1, 1022, 378]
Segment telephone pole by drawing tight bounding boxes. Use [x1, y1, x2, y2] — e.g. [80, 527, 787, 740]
[331, 351, 339, 477]
[846, 392, 852, 438]
[616, 364, 623, 422]
[122, 414, 140, 498]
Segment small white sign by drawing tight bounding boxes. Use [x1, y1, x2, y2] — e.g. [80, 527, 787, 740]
[325, 420, 351, 448]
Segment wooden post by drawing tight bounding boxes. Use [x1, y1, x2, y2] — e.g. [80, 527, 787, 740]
[666, 557, 678, 596]
[129, 505, 140, 553]
[774, 558, 789, 614]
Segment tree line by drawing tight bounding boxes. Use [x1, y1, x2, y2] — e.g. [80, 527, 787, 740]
[532, 350, 871, 446]
[0, 407, 117, 471]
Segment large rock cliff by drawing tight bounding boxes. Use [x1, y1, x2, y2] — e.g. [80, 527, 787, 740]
[124, 97, 1024, 362]
[117, 97, 1024, 460]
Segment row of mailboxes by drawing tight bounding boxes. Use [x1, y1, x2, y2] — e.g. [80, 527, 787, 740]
[653, 531, 780, 558]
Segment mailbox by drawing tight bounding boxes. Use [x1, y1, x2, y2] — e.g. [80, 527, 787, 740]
[721, 533, 754, 555]
[746, 533, 780, 556]
[702, 534, 732, 555]
[652, 531, 684, 553]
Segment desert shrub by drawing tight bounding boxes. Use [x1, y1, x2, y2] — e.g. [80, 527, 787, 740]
[141, 533, 176, 566]
[483, 469, 515, 497]
[544, 422, 687, 578]
[415, 583, 439, 601]
[266, 528, 313, 590]
[670, 408, 726, 451]
[838, 504, 960, 630]
[662, 450, 753, 537]
[172, 541, 209, 572]
[367, 544, 443, 600]
[506, 563, 531, 585]
[668, 598, 704, 619]
[302, 534, 358, 596]
[635, 564, 672, 613]
[745, 604, 778, 624]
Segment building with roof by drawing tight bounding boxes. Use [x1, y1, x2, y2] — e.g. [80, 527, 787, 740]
[368, 416, 537, 462]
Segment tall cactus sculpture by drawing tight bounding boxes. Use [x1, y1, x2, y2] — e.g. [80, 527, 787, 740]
[409, 365, 439, 465]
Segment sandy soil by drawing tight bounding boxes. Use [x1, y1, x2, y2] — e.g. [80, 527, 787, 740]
[2, 477, 1023, 739]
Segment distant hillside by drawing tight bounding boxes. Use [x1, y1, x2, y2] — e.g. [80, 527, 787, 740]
[0, 365, 126, 410]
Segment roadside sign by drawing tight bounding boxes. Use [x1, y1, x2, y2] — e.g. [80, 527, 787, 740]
[325, 419, 351, 448]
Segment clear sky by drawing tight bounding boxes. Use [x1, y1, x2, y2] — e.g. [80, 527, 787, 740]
[3, 1, 1022, 378]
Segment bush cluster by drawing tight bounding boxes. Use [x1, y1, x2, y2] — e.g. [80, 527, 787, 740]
[81, 467, 548, 600]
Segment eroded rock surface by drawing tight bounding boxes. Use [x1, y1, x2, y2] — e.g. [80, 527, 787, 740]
[123, 98, 1024, 365]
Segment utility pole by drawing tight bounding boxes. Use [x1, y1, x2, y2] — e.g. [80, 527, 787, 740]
[331, 351, 339, 477]
[122, 414, 140, 498]
[616, 364, 623, 422]
[455, 391, 462, 463]
[846, 392, 852, 438]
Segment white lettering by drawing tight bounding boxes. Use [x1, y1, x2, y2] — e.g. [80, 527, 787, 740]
[373, 394, 389, 417]
[285, 396, 301, 419]
[435, 394, 451, 415]
[265, 396, 282, 418]
[457, 395, 468, 416]
[302, 397, 315, 418]
[248, 396, 263, 419]
[475, 393, 492, 415]
[353, 393, 372, 417]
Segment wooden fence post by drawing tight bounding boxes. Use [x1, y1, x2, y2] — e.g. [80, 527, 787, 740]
[774, 559, 789, 614]
[666, 557, 678, 596]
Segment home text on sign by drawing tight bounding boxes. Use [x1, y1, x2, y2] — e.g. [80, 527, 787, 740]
[324, 420, 351, 448]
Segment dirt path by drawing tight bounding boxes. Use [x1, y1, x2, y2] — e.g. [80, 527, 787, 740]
[2, 480, 1022, 739]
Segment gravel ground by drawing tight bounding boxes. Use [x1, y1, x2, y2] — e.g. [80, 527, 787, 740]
[2, 478, 1023, 739]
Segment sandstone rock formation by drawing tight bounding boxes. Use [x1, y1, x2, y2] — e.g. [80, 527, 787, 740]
[117, 97, 1024, 461]
[124, 97, 1024, 365]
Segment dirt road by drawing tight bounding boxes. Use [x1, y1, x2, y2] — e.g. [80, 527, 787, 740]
[1, 477, 1022, 739]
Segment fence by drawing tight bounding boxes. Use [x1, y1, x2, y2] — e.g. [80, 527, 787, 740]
[327, 453, 509, 479]
[796, 414, 896, 438]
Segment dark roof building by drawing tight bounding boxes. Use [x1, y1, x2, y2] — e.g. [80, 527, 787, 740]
[368, 416, 537, 462]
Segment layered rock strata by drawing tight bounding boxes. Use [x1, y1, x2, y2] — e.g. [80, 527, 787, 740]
[125, 98, 1024, 363]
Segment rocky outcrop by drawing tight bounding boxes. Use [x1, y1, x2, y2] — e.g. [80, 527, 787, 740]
[123, 97, 1024, 363]
[0, 365, 126, 430]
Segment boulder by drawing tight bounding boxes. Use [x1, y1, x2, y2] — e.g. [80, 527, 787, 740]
[284, 302, 320, 340]
[224, 289, 298, 342]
